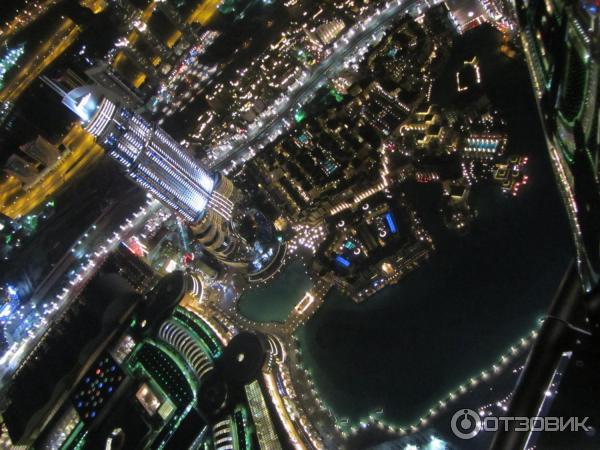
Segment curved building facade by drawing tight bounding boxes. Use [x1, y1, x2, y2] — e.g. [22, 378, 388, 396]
[189, 174, 248, 262]
[157, 318, 215, 382]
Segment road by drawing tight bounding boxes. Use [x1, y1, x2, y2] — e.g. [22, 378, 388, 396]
[0, 199, 162, 391]
[0, 0, 64, 46]
[209, 0, 421, 171]
[0, 17, 80, 104]
[0, 125, 104, 219]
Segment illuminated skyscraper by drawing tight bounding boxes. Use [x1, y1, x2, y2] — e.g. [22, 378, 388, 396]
[64, 85, 234, 223]
[45, 78, 243, 261]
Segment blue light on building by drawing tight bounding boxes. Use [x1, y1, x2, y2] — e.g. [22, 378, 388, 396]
[0, 303, 13, 319]
[581, 0, 600, 14]
[6, 285, 19, 302]
[335, 255, 351, 267]
[0, 285, 20, 320]
[385, 212, 397, 234]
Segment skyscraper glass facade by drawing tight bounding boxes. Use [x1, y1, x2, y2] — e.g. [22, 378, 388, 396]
[65, 88, 218, 223]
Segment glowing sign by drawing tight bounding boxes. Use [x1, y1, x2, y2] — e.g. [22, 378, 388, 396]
[385, 212, 397, 234]
[335, 255, 351, 267]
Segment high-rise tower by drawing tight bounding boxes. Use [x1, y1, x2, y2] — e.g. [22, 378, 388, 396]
[66, 85, 232, 222]
[47, 79, 244, 262]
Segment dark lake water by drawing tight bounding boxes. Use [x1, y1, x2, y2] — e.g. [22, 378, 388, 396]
[238, 260, 313, 322]
[291, 25, 574, 426]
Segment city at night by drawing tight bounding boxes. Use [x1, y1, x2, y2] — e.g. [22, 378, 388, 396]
[0, 0, 597, 449]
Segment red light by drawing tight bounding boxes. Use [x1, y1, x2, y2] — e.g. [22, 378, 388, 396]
[183, 253, 194, 265]
[126, 237, 144, 257]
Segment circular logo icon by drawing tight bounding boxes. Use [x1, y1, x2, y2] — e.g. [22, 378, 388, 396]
[451, 408, 482, 440]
